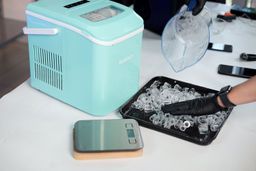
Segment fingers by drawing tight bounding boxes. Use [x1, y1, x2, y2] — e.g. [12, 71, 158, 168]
[161, 97, 219, 116]
[161, 100, 194, 115]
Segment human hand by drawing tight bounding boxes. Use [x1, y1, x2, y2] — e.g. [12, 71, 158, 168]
[161, 95, 225, 116]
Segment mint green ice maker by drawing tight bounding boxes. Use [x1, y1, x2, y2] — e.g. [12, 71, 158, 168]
[23, 0, 144, 116]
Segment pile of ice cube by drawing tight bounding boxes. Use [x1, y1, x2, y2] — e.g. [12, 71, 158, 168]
[132, 81, 228, 134]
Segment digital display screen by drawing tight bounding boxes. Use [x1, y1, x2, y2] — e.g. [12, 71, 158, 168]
[81, 6, 123, 22]
[126, 129, 135, 138]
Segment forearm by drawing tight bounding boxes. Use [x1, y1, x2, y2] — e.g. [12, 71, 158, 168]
[217, 76, 256, 107]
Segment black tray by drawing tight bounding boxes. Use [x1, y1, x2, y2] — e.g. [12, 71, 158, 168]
[119, 76, 232, 145]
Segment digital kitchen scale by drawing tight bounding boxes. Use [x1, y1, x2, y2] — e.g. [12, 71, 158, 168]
[73, 119, 144, 160]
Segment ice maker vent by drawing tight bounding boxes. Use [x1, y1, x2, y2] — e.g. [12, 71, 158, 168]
[33, 45, 63, 90]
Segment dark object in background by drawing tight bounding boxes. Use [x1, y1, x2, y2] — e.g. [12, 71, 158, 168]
[134, 0, 184, 35]
[207, 42, 233, 53]
[111, 0, 134, 7]
[112, 0, 207, 35]
[240, 53, 256, 61]
[218, 64, 256, 79]
[112, 0, 184, 35]
[208, 0, 225, 3]
[217, 14, 236, 22]
[230, 4, 256, 20]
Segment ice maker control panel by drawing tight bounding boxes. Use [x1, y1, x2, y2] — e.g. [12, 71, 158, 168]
[81, 6, 123, 22]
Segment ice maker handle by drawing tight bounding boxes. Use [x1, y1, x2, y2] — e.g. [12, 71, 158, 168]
[23, 27, 59, 35]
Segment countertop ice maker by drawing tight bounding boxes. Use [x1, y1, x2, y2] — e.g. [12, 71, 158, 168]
[23, 0, 144, 116]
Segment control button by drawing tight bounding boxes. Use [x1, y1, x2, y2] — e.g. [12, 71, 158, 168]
[128, 138, 137, 144]
[125, 123, 133, 128]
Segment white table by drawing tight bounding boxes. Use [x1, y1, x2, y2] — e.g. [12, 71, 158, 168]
[1, 2, 256, 171]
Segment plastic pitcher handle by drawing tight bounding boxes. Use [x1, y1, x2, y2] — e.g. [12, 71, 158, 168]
[23, 27, 59, 35]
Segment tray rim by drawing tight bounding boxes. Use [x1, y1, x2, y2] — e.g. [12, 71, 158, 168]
[119, 76, 233, 145]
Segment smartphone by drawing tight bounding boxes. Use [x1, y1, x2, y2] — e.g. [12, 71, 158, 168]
[218, 64, 256, 78]
[230, 4, 256, 20]
[208, 43, 233, 52]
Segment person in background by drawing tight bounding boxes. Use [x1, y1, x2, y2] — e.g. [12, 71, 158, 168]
[161, 76, 256, 116]
[112, 0, 206, 34]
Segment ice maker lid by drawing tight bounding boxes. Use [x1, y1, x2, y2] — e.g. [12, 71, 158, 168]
[26, 0, 143, 43]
